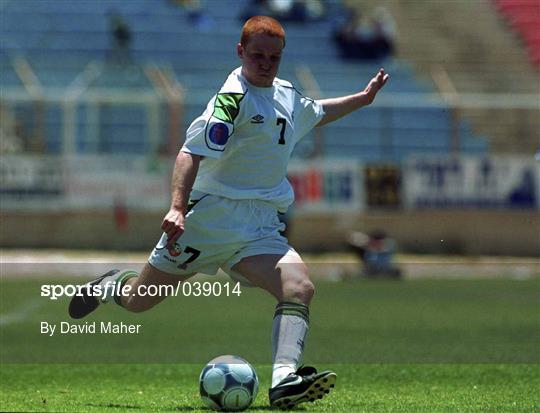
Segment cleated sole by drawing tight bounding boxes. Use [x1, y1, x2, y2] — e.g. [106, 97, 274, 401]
[271, 371, 337, 410]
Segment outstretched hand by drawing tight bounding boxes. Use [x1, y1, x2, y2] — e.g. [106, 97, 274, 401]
[364, 68, 389, 104]
[315, 68, 390, 127]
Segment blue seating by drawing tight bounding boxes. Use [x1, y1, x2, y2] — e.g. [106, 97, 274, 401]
[29, 57, 89, 88]
[43, 104, 63, 153]
[0, 61, 23, 87]
[0, 0, 489, 159]
[91, 64, 153, 89]
[85, 105, 148, 153]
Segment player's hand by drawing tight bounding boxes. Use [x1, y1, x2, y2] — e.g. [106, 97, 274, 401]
[161, 207, 185, 247]
[364, 68, 389, 104]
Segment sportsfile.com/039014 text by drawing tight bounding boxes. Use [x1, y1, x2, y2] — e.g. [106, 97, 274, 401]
[40, 281, 242, 301]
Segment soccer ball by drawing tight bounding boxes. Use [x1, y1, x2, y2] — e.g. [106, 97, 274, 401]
[199, 355, 259, 411]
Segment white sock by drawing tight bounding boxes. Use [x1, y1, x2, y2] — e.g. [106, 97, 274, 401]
[97, 269, 139, 304]
[271, 302, 309, 388]
[272, 364, 296, 388]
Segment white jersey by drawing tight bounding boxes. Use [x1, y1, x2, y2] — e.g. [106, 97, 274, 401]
[181, 67, 324, 212]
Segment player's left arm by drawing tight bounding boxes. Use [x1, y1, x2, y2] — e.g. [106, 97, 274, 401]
[316, 68, 389, 127]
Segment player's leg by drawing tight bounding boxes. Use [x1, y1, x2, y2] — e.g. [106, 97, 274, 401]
[232, 252, 314, 304]
[231, 252, 336, 409]
[232, 252, 313, 384]
[68, 192, 234, 319]
[69, 263, 194, 318]
[119, 263, 194, 312]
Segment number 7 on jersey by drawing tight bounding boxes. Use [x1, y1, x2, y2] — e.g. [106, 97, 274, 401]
[276, 118, 286, 145]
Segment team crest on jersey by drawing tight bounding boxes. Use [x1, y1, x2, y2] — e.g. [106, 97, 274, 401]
[209, 123, 229, 145]
[206, 119, 232, 150]
[205, 92, 244, 151]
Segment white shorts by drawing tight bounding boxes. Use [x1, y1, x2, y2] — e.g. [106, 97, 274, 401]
[148, 191, 294, 282]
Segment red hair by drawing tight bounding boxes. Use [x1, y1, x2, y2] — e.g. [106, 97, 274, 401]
[240, 16, 286, 47]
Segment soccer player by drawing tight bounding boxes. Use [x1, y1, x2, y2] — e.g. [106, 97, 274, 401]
[69, 16, 388, 409]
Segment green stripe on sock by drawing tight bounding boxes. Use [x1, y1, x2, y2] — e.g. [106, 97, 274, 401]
[274, 301, 310, 323]
[113, 270, 139, 306]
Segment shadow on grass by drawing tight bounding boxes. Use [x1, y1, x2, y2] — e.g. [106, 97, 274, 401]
[174, 406, 308, 412]
[85, 402, 305, 412]
[81, 400, 312, 412]
[86, 403, 142, 410]
[86, 403, 210, 411]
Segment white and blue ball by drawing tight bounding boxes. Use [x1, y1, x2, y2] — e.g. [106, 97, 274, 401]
[199, 355, 259, 411]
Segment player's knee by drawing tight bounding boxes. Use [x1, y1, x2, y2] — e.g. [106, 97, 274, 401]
[283, 277, 315, 305]
[300, 278, 315, 303]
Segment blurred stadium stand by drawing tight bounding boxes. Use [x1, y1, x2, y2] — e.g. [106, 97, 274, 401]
[350, 0, 539, 154]
[494, 0, 540, 68]
[1, 0, 539, 256]
[0, 0, 495, 161]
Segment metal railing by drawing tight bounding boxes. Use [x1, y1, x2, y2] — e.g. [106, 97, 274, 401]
[2, 59, 538, 158]
[1, 58, 184, 156]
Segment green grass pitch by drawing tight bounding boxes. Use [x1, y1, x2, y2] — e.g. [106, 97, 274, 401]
[1, 275, 539, 412]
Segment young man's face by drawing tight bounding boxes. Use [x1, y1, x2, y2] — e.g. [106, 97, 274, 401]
[237, 33, 284, 87]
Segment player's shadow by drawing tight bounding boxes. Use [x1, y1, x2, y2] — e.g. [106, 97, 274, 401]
[87, 404, 203, 411]
[178, 407, 309, 412]
[86, 403, 142, 410]
[175, 407, 308, 412]
[88, 402, 309, 411]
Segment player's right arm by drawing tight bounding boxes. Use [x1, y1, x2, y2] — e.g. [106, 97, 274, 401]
[161, 151, 202, 247]
[161, 72, 245, 245]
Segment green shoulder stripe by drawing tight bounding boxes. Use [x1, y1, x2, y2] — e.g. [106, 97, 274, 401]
[213, 93, 245, 123]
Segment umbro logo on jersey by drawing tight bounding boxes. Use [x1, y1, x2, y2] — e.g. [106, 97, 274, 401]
[250, 114, 265, 124]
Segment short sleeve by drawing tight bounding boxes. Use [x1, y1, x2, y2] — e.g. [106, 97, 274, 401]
[293, 94, 325, 142]
[181, 92, 245, 158]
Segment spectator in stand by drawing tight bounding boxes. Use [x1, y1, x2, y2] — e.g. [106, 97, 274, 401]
[240, 0, 325, 23]
[333, 8, 374, 60]
[239, 0, 271, 22]
[371, 6, 396, 59]
[333, 6, 395, 61]
[107, 10, 132, 64]
[170, 0, 213, 31]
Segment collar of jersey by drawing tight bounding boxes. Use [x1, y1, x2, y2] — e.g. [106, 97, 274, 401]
[236, 68, 275, 96]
